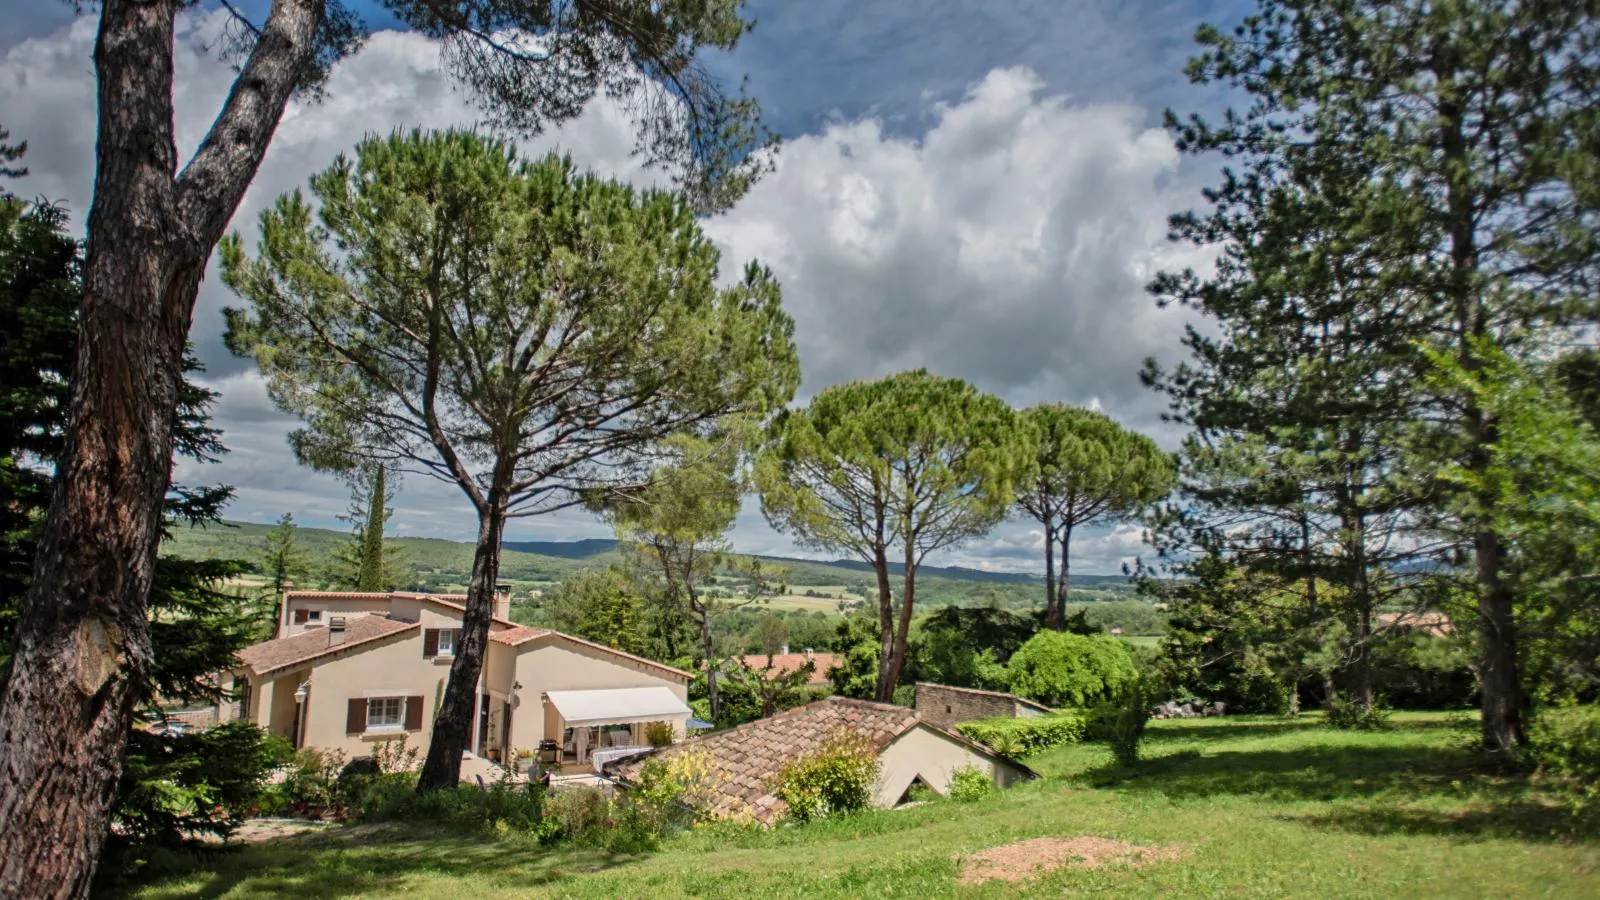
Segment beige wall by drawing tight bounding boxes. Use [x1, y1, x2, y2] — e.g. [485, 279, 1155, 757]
[279, 595, 391, 638]
[511, 638, 689, 750]
[872, 725, 1028, 807]
[296, 627, 448, 758]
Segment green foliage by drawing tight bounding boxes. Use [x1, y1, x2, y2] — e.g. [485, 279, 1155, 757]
[109, 724, 290, 850]
[1326, 698, 1391, 731]
[537, 567, 654, 657]
[954, 713, 1087, 757]
[1087, 681, 1155, 766]
[328, 465, 410, 591]
[824, 614, 881, 699]
[357, 777, 549, 836]
[260, 512, 309, 597]
[946, 766, 993, 802]
[1526, 705, 1600, 808]
[772, 732, 882, 823]
[645, 721, 676, 748]
[906, 606, 1032, 689]
[1007, 631, 1139, 708]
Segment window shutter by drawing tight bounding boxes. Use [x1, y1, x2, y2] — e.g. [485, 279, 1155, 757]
[404, 696, 425, 731]
[294, 608, 309, 624]
[423, 629, 438, 658]
[346, 698, 368, 734]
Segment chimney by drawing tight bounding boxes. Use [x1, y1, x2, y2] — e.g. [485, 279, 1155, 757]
[781, 644, 790, 656]
[493, 583, 511, 621]
[328, 616, 347, 647]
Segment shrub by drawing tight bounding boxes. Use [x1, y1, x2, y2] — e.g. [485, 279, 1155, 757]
[955, 713, 1087, 757]
[645, 720, 676, 747]
[111, 723, 290, 850]
[260, 747, 348, 819]
[1087, 680, 1154, 766]
[947, 766, 993, 802]
[545, 785, 611, 842]
[1527, 705, 1600, 807]
[772, 731, 882, 823]
[1326, 697, 1391, 730]
[1007, 631, 1139, 708]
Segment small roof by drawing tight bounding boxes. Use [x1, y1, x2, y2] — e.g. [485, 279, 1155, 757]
[607, 696, 1033, 824]
[492, 627, 692, 681]
[545, 687, 691, 727]
[915, 682, 1054, 714]
[737, 652, 837, 686]
[237, 614, 417, 676]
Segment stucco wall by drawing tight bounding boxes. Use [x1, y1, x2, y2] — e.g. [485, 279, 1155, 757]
[279, 596, 391, 637]
[915, 683, 1045, 729]
[296, 627, 445, 758]
[512, 638, 690, 749]
[872, 724, 1028, 806]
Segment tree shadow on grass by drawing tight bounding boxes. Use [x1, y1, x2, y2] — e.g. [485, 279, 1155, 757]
[112, 824, 637, 899]
[1296, 800, 1599, 845]
[1080, 738, 1595, 845]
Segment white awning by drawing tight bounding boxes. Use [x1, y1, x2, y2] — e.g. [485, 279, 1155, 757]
[545, 687, 691, 728]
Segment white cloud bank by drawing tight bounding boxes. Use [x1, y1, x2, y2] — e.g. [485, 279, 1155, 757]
[0, 13, 1199, 574]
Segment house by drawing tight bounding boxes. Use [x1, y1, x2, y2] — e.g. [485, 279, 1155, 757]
[1376, 611, 1454, 638]
[218, 590, 692, 772]
[736, 647, 837, 688]
[914, 683, 1052, 730]
[604, 696, 1033, 824]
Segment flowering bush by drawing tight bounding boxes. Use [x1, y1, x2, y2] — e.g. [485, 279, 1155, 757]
[772, 731, 881, 823]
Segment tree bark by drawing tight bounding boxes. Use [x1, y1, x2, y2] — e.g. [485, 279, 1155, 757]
[876, 535, 918, 703]
[1042, 514, 1057, 631]
[871, 542, 896, 703]
[417, 504, 505, 790]
[0, 2, 319, 893]
[699, 605, 719, 722]
[1052, 523, 1073, 631]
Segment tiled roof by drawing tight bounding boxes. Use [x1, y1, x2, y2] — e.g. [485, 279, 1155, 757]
[237, 614, 417, 676]
[737, 653, 837, 686]
[608, 696, 1027, 824]
[914, 682, 1054, 714]
[489, 625, 553, 646]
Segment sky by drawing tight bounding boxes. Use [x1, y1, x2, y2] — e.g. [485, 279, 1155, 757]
[0, 0, 1248, 574]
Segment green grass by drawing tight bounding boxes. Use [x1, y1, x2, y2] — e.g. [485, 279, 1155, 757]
[118, 713, 1600, 899]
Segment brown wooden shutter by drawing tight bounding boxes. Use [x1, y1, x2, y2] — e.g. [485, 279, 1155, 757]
[404, 696, 424, 731]
[346, 698, 367, 734]
[294, 608, 309, 624]
[423, 629, 438, 658]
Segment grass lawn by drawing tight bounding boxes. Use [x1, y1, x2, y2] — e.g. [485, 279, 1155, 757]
[119, 713, 1600, 899]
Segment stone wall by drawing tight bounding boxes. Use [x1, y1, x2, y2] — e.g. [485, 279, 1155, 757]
[915, 683, 1049, 730]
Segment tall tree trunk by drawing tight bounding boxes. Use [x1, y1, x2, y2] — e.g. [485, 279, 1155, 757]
[1437, 69, 1523, 754]
[697, 592, 719, 723]
[878, 537, 919, 703]
[418, 504, 505, 789]
[1042, 515, 1057, 631]
[0, 2, 319, 892]
[1053, 523, 1073, 631]
[872, 542, 896, 703]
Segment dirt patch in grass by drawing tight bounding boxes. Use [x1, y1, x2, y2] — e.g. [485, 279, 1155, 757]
[956, 836, 1183, 884]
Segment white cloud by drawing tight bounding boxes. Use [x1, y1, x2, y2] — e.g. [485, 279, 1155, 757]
[2, 17, 1197, 573]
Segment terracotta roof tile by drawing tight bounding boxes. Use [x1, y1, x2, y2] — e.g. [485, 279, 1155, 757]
[608, 697, 938, 824]
[489, 626, 552, 647]
[237, 615, 417, 675]
[736, 653, 837, 686]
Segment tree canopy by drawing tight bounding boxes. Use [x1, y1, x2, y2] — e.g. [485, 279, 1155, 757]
[757, 370, 1021, 701]
[223, 129, 798, 787]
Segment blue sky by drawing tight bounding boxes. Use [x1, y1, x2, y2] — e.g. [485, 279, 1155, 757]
[0, 0, 1246, 573]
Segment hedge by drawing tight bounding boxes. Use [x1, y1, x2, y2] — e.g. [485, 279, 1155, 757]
[954, 712, 1086, 757]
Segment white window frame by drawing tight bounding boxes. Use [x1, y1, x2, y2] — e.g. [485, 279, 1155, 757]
[436, 628, 455, 657]
[367, 697, 405, 732]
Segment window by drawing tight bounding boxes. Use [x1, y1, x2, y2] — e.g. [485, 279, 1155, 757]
[436, 628, 455, 657]
[425, 628, 461, 659]
[367, 697, 404, 731]
[292, 609, 323, 625]
[308, 610, 322, 621]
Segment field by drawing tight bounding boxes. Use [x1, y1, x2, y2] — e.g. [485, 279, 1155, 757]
[120, 713, 1600, 899]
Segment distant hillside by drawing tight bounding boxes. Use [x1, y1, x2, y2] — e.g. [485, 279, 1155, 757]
[165, 521, 1135, 601]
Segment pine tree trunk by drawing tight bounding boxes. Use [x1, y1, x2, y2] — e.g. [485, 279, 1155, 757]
[877, 537, 919, 703]
[1053, 524, 1073, 631]
[418, 504, 505, 789]
[872, 543, 896, 703]
[0, 2, 319, 891]
[700, 608, 719, 722]
[1042, 516, 1057, 631]
[1476, 529, 1523, 752]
